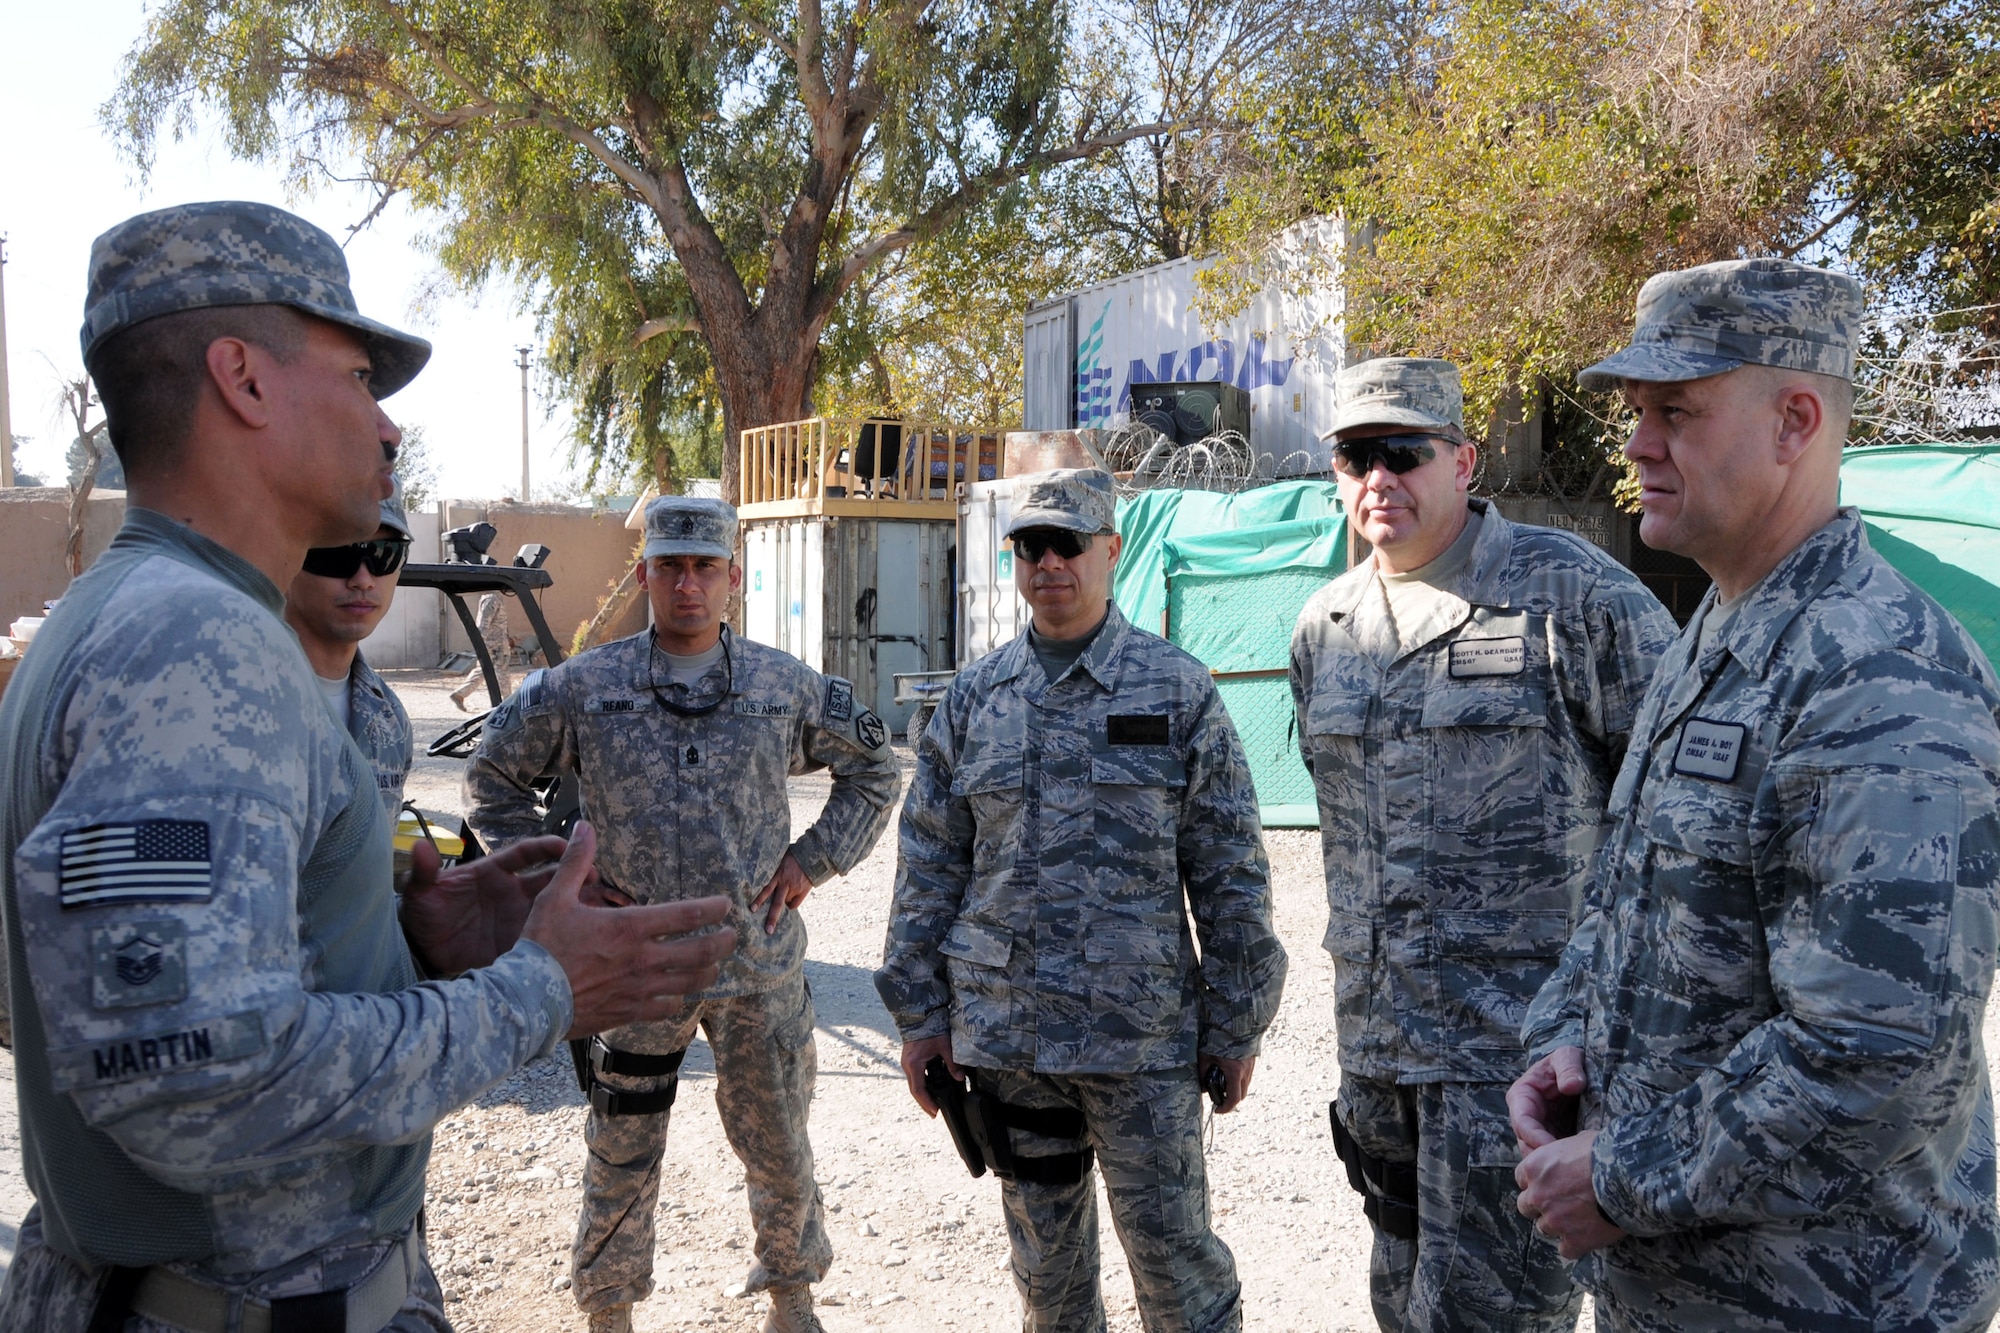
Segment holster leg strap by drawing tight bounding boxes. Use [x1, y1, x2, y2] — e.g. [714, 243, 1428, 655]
[969, 1075, 1094, 1186]
[1330, 1100, 1419, 1242]
[584, 1040, 686, 1117]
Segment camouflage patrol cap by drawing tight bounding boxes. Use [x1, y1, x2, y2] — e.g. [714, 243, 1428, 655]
[378, 478, 411, 540]
[643, 496, 736, 560]
[1004, 468, 1117, 537]
[1326, 358, 1464, 439]
[1579, 258, 1863, 390]
[79, 201, 432, 398]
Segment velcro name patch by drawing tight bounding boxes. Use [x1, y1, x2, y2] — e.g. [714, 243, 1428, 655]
[50, 1011, 266, 1091]
[734, 700, 794, 719]
[585, 696, 650, 715]
[1107, 714, 1171, 746]
[91, 919, 189, 1010]
[1673, 717, 1747, 783]
[60, 821, 213, 910]
[824, 678, 854, 722]
[1448, 637, 1526, 678]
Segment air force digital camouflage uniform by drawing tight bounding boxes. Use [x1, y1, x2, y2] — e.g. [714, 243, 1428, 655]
[0, 204, 571, 1333]
[1292, 358, 1676, 1333]
[345, 488, 416, 818]
[465, 497, 901, 1321]
[877, 470, 1288, 1333]
[1522, 259, 2000, 1331]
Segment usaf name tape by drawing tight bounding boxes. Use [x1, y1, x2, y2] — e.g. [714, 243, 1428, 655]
[1673, 716, 1747, 783]
[1447, 637, 1526, 678]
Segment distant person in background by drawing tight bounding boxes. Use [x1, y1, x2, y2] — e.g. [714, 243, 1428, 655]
[450, 591, 516, 711]
[285, 481, 415, 816]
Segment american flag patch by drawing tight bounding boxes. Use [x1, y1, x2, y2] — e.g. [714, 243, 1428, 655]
[59, 821, 213, 909]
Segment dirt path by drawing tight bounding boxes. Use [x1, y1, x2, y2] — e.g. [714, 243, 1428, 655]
[3, 666, 1996, 1331]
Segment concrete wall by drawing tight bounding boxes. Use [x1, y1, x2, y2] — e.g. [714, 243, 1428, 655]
[438, 500, 648, 657]
[356, 506, 444, 669]
[0, 488, 128, 623]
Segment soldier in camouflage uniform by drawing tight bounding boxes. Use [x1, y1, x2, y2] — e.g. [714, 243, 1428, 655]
[0, 201, 735, 1333]
[285, 480, 416, 816]
[1291, 357, 1674, 1333]
[1511, 258, 2000, 1331]
[466, 495, 901, 1333]
[878, 468, 1288, 1333]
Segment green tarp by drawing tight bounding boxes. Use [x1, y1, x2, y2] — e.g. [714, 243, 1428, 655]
[1109, 481, 1348, 827]
[1840, 443, 2000, 670]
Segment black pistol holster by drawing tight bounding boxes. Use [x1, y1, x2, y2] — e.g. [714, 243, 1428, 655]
[1330, 1100, 1419, 1241]
[923, 1058, 1093, 1186]
[572, 1036, 685, 1116]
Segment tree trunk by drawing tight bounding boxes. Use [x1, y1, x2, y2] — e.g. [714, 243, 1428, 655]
[713, 330, 822, 506]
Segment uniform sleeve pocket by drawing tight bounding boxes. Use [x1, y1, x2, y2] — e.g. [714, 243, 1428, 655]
[1321, 910, 1373, 962]
[1434, 909, 1569, 958]
[1306, 694, 1368, 738]
[938, 918, 1014, 968]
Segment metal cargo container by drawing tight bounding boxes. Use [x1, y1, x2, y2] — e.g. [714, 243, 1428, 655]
[741, 515, 955, 735]
[1023, 217, 1346, 476]
[957, 477, 1037, 664]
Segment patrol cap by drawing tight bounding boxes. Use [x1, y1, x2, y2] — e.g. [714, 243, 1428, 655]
[79, 201, 433, 398]
[1579, 258, 1864, 390]
[378, 478, 411, 540]
[1004, 468, 1117, 537]
[642, 495, 737, 560]
[1325, 358, 1464, 440]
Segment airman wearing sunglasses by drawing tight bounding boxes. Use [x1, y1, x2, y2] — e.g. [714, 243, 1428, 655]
[0, 202, 736, 1333]
[285, 482, 416, 817]
[879, 468, 1288, 1333]
[1289, 357, 1674, 1333]
[466, 495, 901, 1333]
[1511, 262, 2000, 1332]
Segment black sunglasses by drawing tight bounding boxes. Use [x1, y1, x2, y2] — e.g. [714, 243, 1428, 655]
[1331, 435, 1451, 478]
[1013, 528, 1092, 562]
[301, 537, 412, 580]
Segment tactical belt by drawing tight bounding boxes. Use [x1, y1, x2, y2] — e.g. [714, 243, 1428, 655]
[114, 1222, 422, 1333]
[1329, 1102, 1419, 1241]
[579, 1037, 686, 1117]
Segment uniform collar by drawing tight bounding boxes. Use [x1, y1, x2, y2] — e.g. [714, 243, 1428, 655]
[348, 651, 390, 699]
[114, 506, 285, 618]
[1315, 497, 1513, 620]
[993, 602, 1134, 691]
[1704, 507, 1867, 679]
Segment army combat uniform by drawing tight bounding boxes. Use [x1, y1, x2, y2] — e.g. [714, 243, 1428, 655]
[878, 471, 1287, 1333]
[1293, 476, 1672, 1330]
[466, 603, 899, 1318]
[1521, 259, 2000, 1330]
[0, 201, 575, 1333]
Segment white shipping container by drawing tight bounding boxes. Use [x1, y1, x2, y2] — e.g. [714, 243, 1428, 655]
[1024, 217, 1347, 475]
[957, 477, 1038, 664]
[742, 516, 954, 733]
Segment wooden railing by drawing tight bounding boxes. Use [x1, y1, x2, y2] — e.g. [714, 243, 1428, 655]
[740, 417, 1003, 509]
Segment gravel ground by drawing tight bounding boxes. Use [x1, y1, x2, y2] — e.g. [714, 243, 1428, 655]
[2, 665, 1996, 1332]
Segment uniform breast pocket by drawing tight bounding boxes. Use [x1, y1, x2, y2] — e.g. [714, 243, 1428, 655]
[1083, 916, 1187, 1043]
[1421, 682, 1547, 846]
[1090, 750, 1187, 867]
[951, 757, 1025, 863]
[1305, 693, 1369, 805]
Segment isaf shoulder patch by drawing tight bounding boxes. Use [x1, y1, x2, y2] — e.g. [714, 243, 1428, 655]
[824, 677, 855, 722]
[91, 919, 189, 1010]
[60, 820, 213, 910]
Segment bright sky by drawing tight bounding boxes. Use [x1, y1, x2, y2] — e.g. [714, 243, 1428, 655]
[1, 0, 582, 501]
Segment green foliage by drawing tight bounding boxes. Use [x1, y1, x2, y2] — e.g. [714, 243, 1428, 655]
[111, 0, 1153, 498]
[391, 423, 438, 511]
[9, 436, 44, 488]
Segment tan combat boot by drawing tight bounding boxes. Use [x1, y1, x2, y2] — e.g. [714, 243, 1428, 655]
[763, 1285, 826, 1333]
[587, 1304, 634, 1333]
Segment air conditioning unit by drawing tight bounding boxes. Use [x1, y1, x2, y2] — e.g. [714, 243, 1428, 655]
[1128, 381, 1251, 445]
